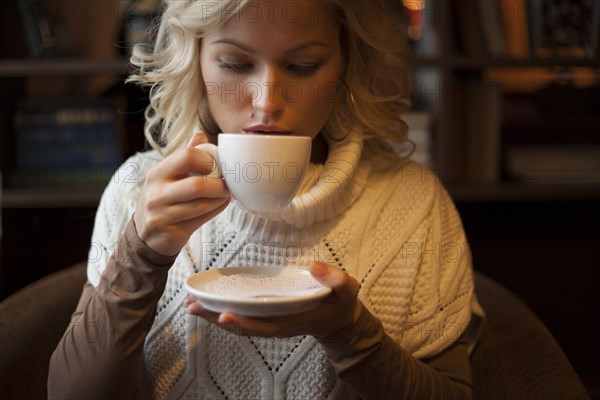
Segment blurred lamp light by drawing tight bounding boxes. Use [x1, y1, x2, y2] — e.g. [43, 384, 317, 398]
[402, 0, 426, 40]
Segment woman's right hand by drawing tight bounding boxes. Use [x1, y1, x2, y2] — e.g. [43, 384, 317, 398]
[133, 133, 230, 256]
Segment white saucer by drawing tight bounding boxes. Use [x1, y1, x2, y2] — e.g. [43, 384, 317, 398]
[184, 266, 331, 317]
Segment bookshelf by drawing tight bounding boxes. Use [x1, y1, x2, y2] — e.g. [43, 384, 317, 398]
[404, 1, 600, 392]
[0, 0, 147, 297]
[2, 0, 598, 209]
[0, 0, 149, 208]
[406, 0, 600, 202]
[0, 57, 131, 77]
[0, 56, 146, 209]
[0, 4, 596, 250]
[1, 187, 104, 209]
[1, 0, 599, 392]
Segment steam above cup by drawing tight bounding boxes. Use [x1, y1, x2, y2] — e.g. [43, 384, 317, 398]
[196, 134, 312, 212]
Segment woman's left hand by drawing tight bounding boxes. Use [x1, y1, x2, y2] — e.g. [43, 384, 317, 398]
[183, 262, 361, 338]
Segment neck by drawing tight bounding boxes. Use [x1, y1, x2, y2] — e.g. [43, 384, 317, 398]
[310, 134, 329, 164]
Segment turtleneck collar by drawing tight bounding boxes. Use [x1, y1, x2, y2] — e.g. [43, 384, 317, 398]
[220, 130, 371, 242]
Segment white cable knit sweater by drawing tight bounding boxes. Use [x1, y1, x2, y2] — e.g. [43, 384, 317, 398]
[88, 131, 481, 399]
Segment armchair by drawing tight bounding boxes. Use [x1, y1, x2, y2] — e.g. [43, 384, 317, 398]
[0, 263, 591, 399]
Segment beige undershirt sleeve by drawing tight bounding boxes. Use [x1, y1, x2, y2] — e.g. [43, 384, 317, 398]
[47, 217, 177, 400]
[318, 303, 473, 400]
[48, 218, 472, 400]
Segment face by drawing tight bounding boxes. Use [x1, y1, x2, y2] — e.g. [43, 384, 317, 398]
[200, 0, 342, 140]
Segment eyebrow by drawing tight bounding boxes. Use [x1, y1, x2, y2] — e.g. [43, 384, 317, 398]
[210, 38, 328, 54]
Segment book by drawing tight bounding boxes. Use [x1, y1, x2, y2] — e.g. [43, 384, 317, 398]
[452, 0, 486, 57]
[445, 82, 468, 184]
[12, 97, 122, 188]
[402, 111, 433, 168]
[499, 0, 531, 58]
[463, 80, 503, 185]
[402, 0, 438, 57]
[17, 0, 71, 57]
[475, 0, 507, 57]
[528, 0, 600, 58]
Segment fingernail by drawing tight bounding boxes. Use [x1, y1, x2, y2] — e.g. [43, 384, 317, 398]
[311, 262, 327, 276]
[218, 313, 231, 325]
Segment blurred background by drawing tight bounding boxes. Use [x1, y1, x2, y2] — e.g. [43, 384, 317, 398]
[0, 0, 598, 396]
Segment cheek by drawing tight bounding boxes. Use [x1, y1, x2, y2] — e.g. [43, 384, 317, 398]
[201, 68, 244, 130]
[203, 66, 225, 105]
[201, 55, 227, 102]
[304, 55, 342, 131]
[298, 82, 337, 132]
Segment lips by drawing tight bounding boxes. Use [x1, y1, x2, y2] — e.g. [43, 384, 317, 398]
[243, 125, 293, 135]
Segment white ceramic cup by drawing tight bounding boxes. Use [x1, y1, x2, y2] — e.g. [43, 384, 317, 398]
[196, 134, 312, 212]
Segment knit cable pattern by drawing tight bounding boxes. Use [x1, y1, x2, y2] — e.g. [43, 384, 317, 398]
[87, 134, 479, 399]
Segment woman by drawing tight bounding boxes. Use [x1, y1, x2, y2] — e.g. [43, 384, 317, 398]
[49, 1, 483, 399]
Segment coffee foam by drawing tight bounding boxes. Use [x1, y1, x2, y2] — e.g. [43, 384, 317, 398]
[204, 273, 324, 298]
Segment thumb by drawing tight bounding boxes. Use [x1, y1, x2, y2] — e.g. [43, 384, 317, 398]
[310, 262, 358, 302]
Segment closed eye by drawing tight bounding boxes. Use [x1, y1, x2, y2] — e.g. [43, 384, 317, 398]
[287, 64, 319, 77]
[218, 61, 253, 74]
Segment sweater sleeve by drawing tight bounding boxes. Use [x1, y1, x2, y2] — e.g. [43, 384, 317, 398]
[47, 218, 177, 400]
[318, 304, 473, 400]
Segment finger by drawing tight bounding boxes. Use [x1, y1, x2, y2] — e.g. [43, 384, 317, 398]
[186, 132, 210, 148]
[185, 300, 222, 323]
[135, 195, 229, 257]
[149, 196, 230, 225]
[151, 147, 216, 179]
[183, 295, 196, 307]
[184, 303, 265, 337]
[181, 147, 217, 176]
[218, 312, 288, 337]
[188, 152, 217, 176]
[187, 299, 327, 338]
[173, 198, 230, 232]
[310, 262, 359, 303]
[222, 312, 331, 338]
[156, 175, 229, 204]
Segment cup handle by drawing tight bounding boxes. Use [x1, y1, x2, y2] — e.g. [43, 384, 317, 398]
[194, 143, 221, 177]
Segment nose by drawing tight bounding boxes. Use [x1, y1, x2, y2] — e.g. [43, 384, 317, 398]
[250, 66, 285, 117]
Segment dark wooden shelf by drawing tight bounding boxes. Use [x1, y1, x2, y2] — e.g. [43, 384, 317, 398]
[445, 57, 600, 70]
[0, 57, 131, 77]
[409, 56, 441, 67]
[407, 55, 600, 70]
[448, 183, 600, 203]
[3, 183, 598, 209]
[2, 188, 103, 208]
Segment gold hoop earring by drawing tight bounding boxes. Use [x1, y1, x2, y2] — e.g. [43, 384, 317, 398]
[327, 79, 356, 142]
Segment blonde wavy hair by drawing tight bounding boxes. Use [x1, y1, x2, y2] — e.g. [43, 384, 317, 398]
[128, 0, 411, 158]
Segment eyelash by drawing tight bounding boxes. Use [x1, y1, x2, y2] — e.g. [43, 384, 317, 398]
[288, 64, 320, 77]
[218, 61, 252, 73]
[217, 61, 320, 77]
